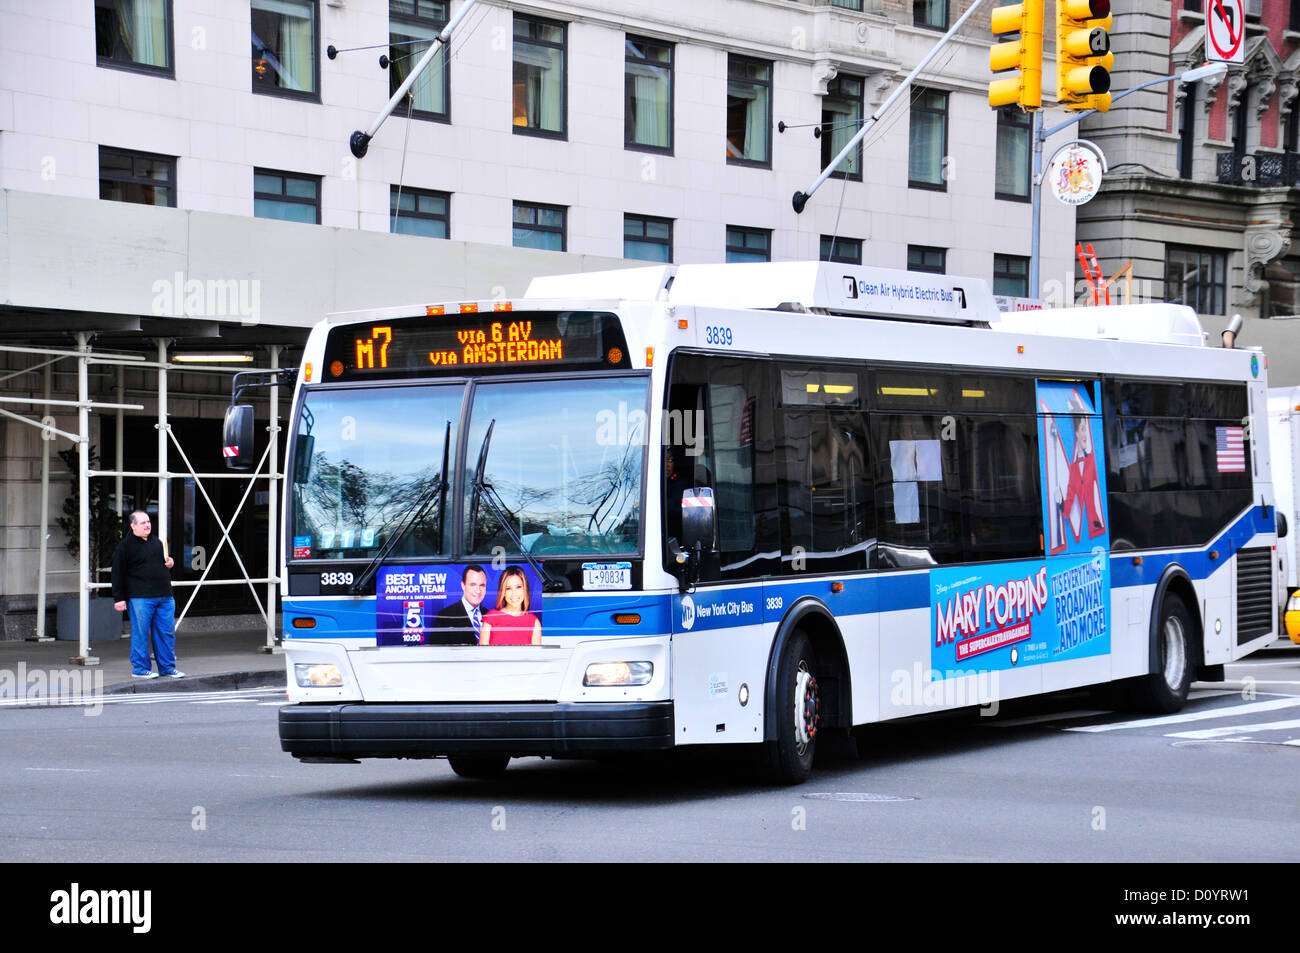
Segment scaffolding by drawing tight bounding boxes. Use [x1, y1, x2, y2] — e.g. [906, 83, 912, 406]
[1, 336, 284, 665]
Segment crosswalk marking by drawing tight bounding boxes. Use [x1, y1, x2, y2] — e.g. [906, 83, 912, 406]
[1166, 717, 1300, 740]
[1066, 696, 1300, 733]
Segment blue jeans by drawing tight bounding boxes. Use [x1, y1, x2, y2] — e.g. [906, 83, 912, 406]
[127, 597, 177, 675]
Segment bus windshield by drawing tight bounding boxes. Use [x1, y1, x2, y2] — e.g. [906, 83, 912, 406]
[291, 384, 461, 560]
[464, 376, 647, 557]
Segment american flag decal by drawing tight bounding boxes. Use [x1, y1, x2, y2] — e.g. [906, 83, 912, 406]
[1216, 426, 1245, 472]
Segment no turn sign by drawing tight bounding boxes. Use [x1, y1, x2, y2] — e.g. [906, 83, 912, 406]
[1208, 0, 1245, 64]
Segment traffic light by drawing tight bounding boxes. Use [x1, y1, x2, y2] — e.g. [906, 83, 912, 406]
[1057, 0, 1113, 111]
[988, 1, 1043, 110]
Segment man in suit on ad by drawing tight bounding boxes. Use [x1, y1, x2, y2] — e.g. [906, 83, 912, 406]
[431, 564, 488, 645]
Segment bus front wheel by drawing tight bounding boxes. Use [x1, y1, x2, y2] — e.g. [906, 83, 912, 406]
[761, 631, 819, 785]
[448, 755, 511, 779]
[1128, 595, 1194, 714]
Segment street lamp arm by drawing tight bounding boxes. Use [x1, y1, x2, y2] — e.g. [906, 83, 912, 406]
[1039, 63, 1228, 142]
[1028, 62, 1227, 297]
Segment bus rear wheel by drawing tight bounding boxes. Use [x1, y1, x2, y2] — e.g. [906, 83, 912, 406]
[761, 631, 819, 785]
[448, 755, 510, 779]
[1127, 595, 1194, 714]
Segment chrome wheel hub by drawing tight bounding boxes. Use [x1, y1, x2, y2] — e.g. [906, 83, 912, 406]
[794, 663, 819, 753]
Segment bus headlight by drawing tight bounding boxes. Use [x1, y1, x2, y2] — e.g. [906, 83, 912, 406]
[584, 661, 653, 687]
[295, 663, 343, 687]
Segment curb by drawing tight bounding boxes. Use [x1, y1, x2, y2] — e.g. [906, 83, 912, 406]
[104, 670, 286, 695]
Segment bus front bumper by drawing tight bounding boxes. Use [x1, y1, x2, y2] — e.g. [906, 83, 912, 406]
[279, 701, 675, 760]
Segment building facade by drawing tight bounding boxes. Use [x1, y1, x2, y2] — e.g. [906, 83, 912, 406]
[1079, 0, 1300, 382]
[0, 0, 1075, 633]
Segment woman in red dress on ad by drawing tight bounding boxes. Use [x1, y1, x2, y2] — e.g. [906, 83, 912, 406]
[479, 567, 542, 645]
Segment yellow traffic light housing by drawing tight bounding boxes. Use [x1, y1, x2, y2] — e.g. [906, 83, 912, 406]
[988, 1, 1044, 110]
[1057, 0, 1112, 111]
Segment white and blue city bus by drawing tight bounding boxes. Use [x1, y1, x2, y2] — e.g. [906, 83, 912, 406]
[225, 262, 1278, 783]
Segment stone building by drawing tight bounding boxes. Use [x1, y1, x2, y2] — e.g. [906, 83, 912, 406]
[1079, 0, 1300, 381]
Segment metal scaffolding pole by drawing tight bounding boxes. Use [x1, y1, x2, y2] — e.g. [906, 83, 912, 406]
[115, 364, 125, 518]
[156, 339, 169, 564]
[263, 345, 281, 654]
[73, 333, 97, 665]
[33, 362, 53, 641]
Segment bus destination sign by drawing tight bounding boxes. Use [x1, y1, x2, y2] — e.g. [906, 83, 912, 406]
[322, 311, 630, 381]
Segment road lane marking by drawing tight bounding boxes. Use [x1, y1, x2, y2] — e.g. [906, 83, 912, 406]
[1166, 717, 1300, 740]
[1067, 696, 1300, 732]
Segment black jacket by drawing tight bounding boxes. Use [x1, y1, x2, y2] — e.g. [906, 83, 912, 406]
[110, 534, 173, 601]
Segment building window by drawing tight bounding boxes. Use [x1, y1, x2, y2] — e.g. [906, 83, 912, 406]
[99, 146, 176, 207]
[726, 226, 771, 263]
[993, 254, 1030, 297]
[251, 0, 319, 98]
[625, 214, 673, 262]
[389, 1, 449, 121]
[1185, 0, 1204, 12]
[822, 74, 864, 180]
[254, 169, 320, 224]
[830, 0, 864, 9]
[821, 236, 862, 264]
[391, 186, 449, 238]
[727, 55, 772, 166]
[513, 15, 566, 137]
[909, 88, 948, 190]
[513, 202, 566, 251]
[995, 108, 1031, 201]
[914, 0, 948, 30]
[1166, 246, 1227, 315]
[908, 245, 945, 274]
[95, 0, 172, 74]
[625, 37, 673, 153]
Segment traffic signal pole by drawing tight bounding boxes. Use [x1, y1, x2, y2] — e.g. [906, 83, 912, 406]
[1028, 61, 1228, 297]
[793, 0, 991, 213]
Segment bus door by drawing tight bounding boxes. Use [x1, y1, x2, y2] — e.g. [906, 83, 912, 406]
[666, 353, 777, 742]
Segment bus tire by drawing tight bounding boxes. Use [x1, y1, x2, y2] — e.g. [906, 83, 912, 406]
[448, 755, 510, 779]
[1128, 595, 1194, 714]
[760, 631, 819, 785]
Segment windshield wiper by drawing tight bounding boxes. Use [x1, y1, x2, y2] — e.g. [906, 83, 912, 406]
[587, 417, 643, 536]
[468, 421, 566, 592]
[349, 421, 450, 595]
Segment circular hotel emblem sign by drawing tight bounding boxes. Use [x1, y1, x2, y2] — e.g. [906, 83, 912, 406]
[1048, 143, 1105, 206]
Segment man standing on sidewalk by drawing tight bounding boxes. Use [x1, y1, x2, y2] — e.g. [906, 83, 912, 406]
[111, 511, 185, 680]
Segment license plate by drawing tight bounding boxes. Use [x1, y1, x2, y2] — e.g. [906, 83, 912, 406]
[583, 562, 631, 591]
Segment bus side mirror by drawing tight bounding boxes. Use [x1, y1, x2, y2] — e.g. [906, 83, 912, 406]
[293, 433, 315, 484]
[222, 404, 255, 470]
[681, 487, 716, 554]
[1279, 510, 1289, 540]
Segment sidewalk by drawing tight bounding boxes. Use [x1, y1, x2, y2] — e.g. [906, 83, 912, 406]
[0, 626, 286, 696]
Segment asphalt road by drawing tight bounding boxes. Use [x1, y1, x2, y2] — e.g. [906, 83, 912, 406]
[2, 650, 1297, 864]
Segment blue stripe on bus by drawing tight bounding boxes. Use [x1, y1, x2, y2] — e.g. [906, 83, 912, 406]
[284, 593, 674, 640]
[285, 507, 1270, 640]
[1108, 505, 1272, 589]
